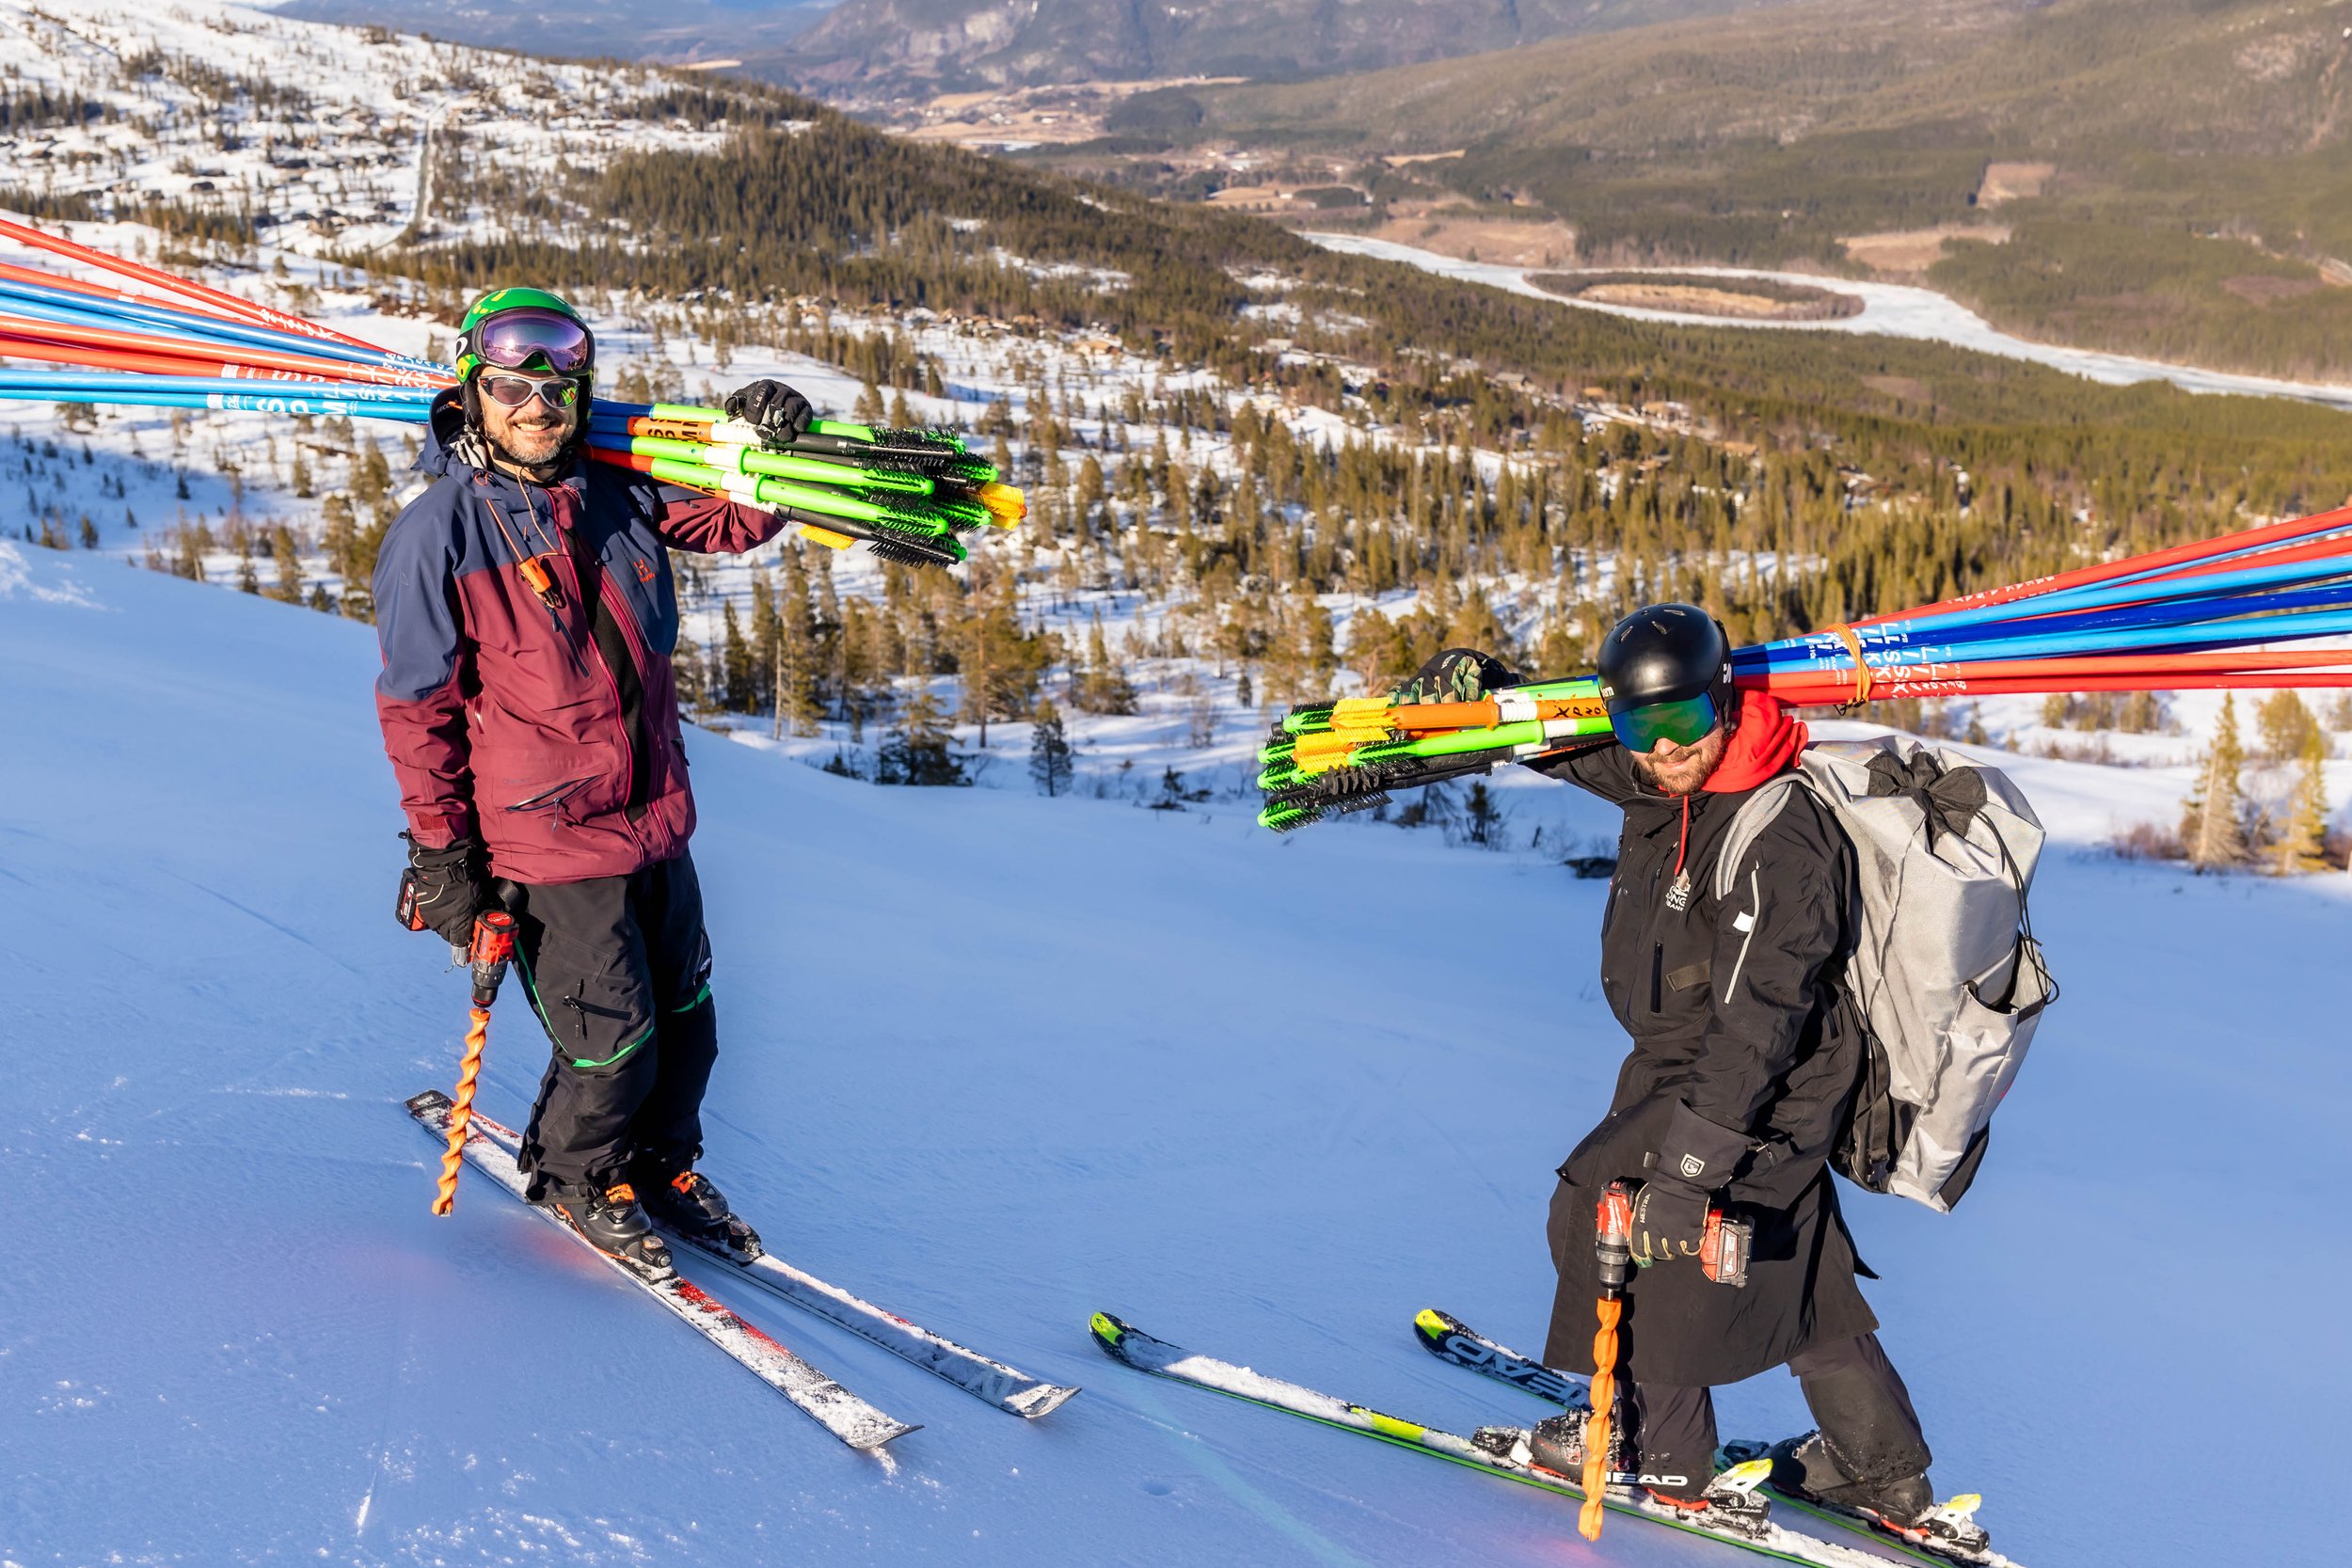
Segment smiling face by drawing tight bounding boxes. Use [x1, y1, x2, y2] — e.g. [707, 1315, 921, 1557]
[1628, 720, 1731, 798]
[477, 373, 580, 470]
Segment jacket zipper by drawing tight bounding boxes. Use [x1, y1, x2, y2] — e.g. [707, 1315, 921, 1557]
[557, 518, 646, 857]
[1647, 852, 1666, 1013]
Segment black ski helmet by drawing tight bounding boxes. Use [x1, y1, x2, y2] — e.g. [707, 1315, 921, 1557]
[1596, 603, 1736, 737]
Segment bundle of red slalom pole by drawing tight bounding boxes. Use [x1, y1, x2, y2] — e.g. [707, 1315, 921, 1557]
[0, 217, 1023, 567]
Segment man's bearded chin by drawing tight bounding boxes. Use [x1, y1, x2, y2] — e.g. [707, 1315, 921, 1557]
[492, 416, 570, 468]
[1629, 724, 1731, 798]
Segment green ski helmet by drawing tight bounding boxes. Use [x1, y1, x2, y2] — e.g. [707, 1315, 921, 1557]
[454, 287, 595, 386]
[453, 288, 596, 444]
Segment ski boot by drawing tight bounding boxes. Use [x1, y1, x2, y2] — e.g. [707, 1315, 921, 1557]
[551, 1180, 675, 1282]
[1472, 1406, 1618, 1482]
[635, 1164, 763, 1263]
[1641, 1458, 1776, 1540]
[1758, 1432, 1994, 1563]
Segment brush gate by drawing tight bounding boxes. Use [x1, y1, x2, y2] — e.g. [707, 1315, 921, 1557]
[1715, 736, 2056, 1212]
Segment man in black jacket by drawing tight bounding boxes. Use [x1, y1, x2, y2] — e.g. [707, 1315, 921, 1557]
[1457, 606, 1982, 1557]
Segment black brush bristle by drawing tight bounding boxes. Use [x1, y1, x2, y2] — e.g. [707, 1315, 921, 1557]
[867, 540, 962, 569]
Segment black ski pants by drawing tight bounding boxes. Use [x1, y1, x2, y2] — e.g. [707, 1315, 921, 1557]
[1622, 1332, 1931, 1501]
[500, 853, 718, 1200]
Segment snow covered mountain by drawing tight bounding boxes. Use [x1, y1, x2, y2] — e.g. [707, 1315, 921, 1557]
[778, 0, 1807, 99]
[8, 508, 2351, 1567]
[273, 2, 840, 74]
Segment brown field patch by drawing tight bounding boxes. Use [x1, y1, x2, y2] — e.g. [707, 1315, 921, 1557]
[1839, 224, 2011, 276]
[1863, 374, 1934, 404]
[2221, 273, 2324, 305]
[1531, 273, 1863, 322]
[1976, 162, 2056, 206]
[1355, 211, 1580, 267]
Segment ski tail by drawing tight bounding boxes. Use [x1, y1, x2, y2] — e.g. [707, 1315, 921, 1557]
[1411, 1307, 1590, 1409]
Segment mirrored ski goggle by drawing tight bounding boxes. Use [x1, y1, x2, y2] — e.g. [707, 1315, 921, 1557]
[479, 372, 581, 411]
[1610, 691, 1722, 753]
[470, 309, 594, 374]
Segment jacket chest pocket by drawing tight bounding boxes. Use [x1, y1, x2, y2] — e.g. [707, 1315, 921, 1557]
[1650, 911, 1717, 1018]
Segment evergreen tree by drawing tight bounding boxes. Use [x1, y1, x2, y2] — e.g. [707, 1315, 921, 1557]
[1150, 766, 1192, 811]
[2182, 693, 2249, 872]
[2278, 724, 2333, 875]
[720, 600, 755, 712]
[2117, 689, 2163, 736]
[2256, 689, 2317, 764]
[1462, 781, 1506, 848]
[776, 545, 823, 742]
[269, 525, 304, 604]
[750, 571, 782, 722]
[955, 566, 1049, 744]
[875, 690, 968, 786]
[1073, 610, 1138, 715]
[1028, 699, 1073, 797]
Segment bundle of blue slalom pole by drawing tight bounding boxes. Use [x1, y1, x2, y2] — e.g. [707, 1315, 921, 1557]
[0, 217, 1023, 567]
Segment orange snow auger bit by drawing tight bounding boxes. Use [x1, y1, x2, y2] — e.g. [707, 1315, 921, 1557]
[1580, 1180, 1636, 1540]
[1580, 1179, 1755, 1539]
[431, 910, 518, 1216]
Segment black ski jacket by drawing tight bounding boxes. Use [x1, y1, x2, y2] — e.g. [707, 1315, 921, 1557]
[1535, 712, 1878, 1387]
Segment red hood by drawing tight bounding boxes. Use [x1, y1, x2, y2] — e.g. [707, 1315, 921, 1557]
[1704, 690, 1808, 794]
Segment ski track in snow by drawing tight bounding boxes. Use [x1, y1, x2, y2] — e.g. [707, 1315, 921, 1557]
[5, 528, 2348, 1568]
[1306, 232, 2352, 411]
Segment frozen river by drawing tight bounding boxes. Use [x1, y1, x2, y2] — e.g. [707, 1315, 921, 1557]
[1305, 230, 2352, 413]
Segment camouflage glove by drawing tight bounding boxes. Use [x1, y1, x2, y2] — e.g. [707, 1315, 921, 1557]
[1392, 647, 1521, 705]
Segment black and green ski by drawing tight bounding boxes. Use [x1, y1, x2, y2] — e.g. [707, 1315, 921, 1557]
[1089, 1311, 1911, 1568]
[1410, 1308, 2015, 1568]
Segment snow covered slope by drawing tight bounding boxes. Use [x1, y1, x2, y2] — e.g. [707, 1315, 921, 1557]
[5, 538, 2348, 1566]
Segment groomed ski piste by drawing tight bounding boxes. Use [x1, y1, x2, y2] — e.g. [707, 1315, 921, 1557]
[7, 534, 2349, 1567]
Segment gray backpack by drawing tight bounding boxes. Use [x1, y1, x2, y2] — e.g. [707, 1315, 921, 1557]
[1716, 736, 2057, 1212]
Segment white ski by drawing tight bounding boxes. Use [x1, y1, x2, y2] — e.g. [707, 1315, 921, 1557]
[406, 1090, 917, 1451]
[463, 1108, 1080, 1418]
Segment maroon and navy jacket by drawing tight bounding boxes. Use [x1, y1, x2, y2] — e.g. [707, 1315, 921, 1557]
[373, 390, 785, 884]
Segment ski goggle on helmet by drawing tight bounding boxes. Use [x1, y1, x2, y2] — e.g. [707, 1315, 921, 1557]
[1595, 603, 1736, 753]
[453, 288, 595, 382]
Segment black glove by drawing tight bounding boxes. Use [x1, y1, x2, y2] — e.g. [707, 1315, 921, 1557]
[398, 832, 485, 957]
[723, 379, 815, 449]
[1630, 1101, 1753, 1266]
[1394, 647, 1520, 705]
[1629, 1179, 1711, 1267]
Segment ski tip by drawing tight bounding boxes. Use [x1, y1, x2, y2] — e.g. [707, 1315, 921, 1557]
[1005, 1382, 1084, 1419]
[405, 1089, 453, 1115]
[857, 1419, 924, 1451]
[1088, 1311, 1129, 1351]
[1412, 1307, 1473, 1347]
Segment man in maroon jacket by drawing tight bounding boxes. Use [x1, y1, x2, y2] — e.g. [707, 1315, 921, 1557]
[373, 289, 815, 1279]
